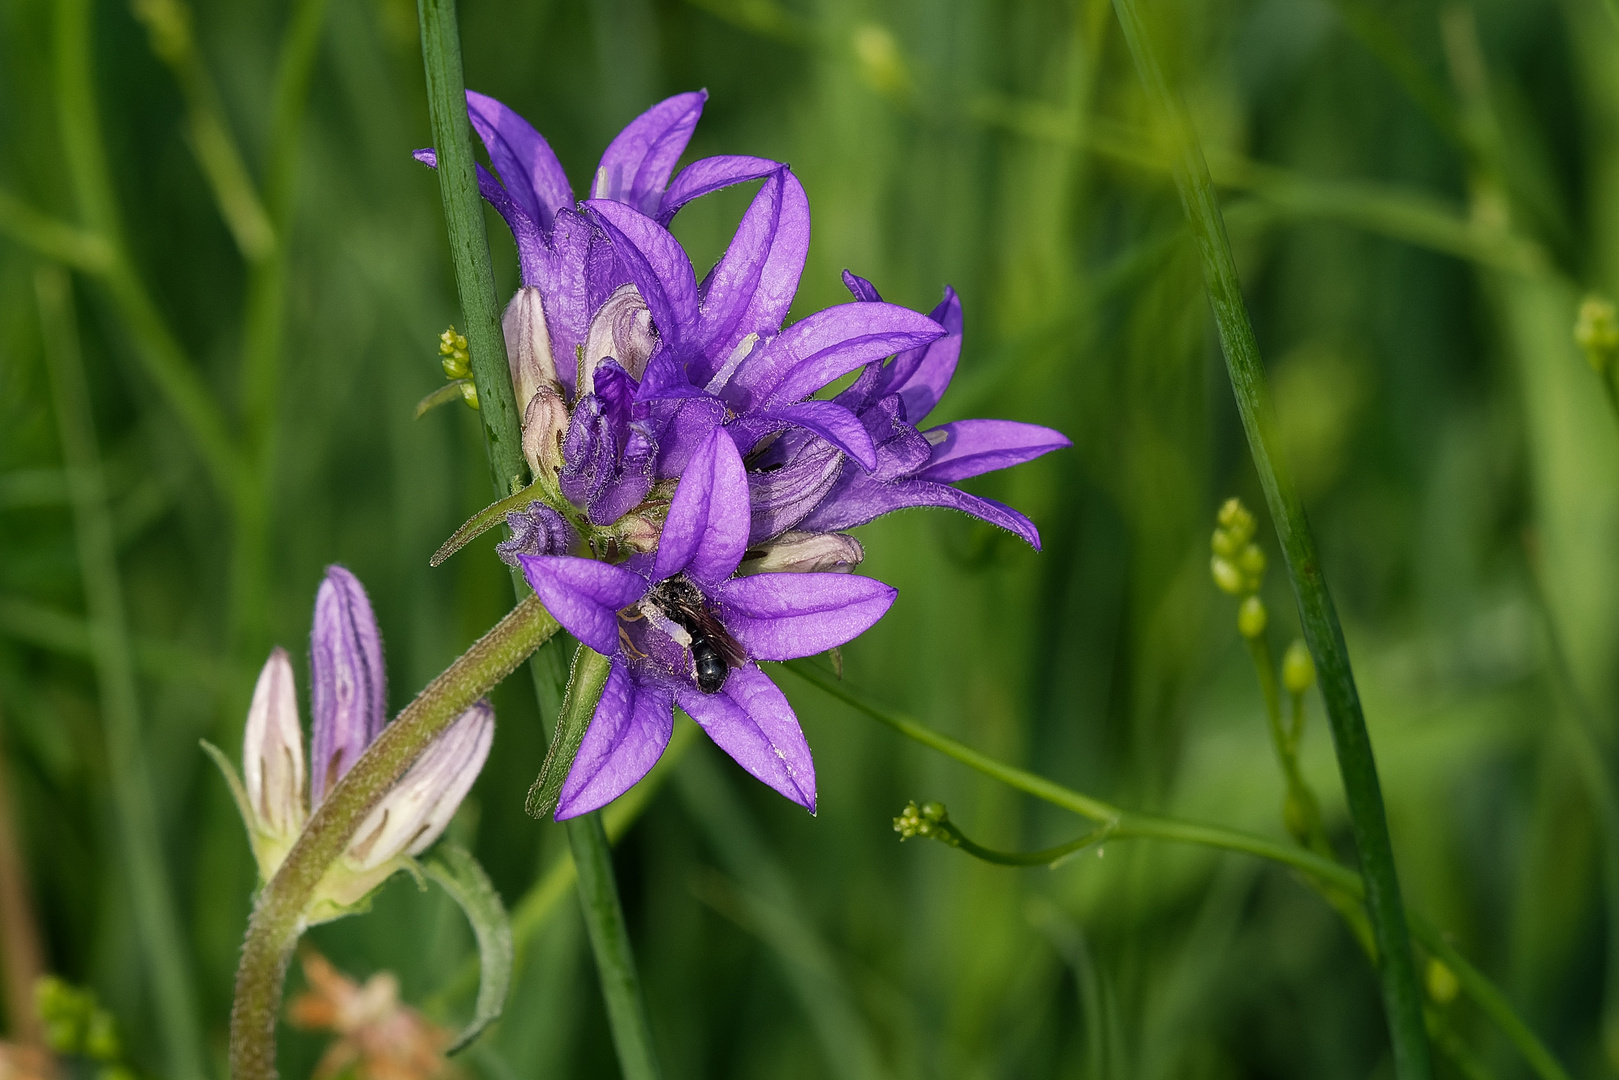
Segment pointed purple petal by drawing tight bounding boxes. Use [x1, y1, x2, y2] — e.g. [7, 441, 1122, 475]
[761, 400, 877, 471]
[694, 168, 809, 377]
[841, 269, 882, 303]
[728, 303, 945, 410]
[417, 149, 550, 284]
[746, 435, 845, 544]
[880, 287, 962, 422]
[555, 660, 675, 819]
[676, 664, 815, 812]
[652, 428, 750, 586]
[659, 155, 782, 223]
[647, 394, 726, 479]
[593, 91, 707, 216]
[310, 566, 387, 805]
[586, 200, 699, 352]
[517, 555, 647, 655]
[914, 419, 1070, 483]
[466, 90, 573, 232]
[796, 473, 1045, 550]
[717, 572, 895, 660]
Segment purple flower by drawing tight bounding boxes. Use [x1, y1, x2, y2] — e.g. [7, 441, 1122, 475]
[755, 273, 1071, 549]
[417, 90, 779, 408]
[496, 502, 580, 567]
[583, 187, 949, 475]
[518, 429, 896, 818]
[217, 566, 495, 920]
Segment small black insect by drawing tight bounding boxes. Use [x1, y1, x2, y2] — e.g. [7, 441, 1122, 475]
[647, 576, 744, 694]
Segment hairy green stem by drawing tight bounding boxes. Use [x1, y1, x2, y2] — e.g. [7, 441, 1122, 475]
[1110, 3, 1431, 1075]
[37, 267, 206, 1080]
[787, 660, 1571, 1080]
[415, 0, 662, 1074]
[228, 596, 558, 1080]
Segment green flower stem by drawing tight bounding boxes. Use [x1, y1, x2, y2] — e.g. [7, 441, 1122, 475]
[228, 595, 559, 1080]
[415, 2, 662, 1076]
[569, 809, 664, 1080]
[416, 0, 525, 496]
[786, 660, 1572, 1080]
[37, 266, 206, 1080]
[1110, 3, 1431, 1076]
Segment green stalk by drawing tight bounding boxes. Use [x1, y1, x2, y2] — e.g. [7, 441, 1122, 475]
[416, 0, 525, 497]
[1109, 3, 1431, 1076]
[37, 267, 206, 1080]
[414, 2, 662, 1076]
[786, 660, 1572, 1080]
[53, 0, 242, 501]
[228, 596, 558, 1080]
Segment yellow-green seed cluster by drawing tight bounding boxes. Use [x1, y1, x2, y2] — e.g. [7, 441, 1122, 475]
[1211, 498, 1268, 639]
[894, 800, 948, 840]
[439, 326, 471, 378]
[1576, 295, 1619, 377]
[36, 976, 134, 1080]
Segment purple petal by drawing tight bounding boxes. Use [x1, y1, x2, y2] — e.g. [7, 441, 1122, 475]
[761, 400, 876, 471]
[841, 269, 882, 303]
[693, 168, 810, 381]
[914, 419, 1070, 484]
[518, 555, 647, 655]
[652, 428, 750, 586]
[646, 394, 726, 479]
[310, 566, 387, 805]
[796, 472, 1045, 550]
[555, 660, 675, 819]
[746, 435, 845, 544]
[593, 91, 707, 216]
[586, 200, 699, 352]
[727, 303, 945, 411]
[466, 91, 573, 232]
[415, 149, 549, 285]
[530, 210, 600, 392]
[716, 572, 896, 660]
[879, 287, 963, 423]
[676, 664, 815, 812]
[496, 503, 579, 567]
[659, 155, 782, 223]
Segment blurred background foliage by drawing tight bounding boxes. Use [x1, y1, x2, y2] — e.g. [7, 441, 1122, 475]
[1, 0, 1617, 1076]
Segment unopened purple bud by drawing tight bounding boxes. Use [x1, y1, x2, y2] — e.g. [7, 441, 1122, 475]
[315, 701, 494, 911]
[580, 284, 656, 392]
[504, 286, 561, 418]
[559, 395, 614, 509]
[242, 646, 307, 843]
[496, 503, 579, 566]
[310, 566, 387, 806]
[738, 530, 865, 575]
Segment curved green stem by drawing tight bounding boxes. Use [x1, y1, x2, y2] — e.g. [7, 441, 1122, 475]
[1110, 3, 1430, 1075]
[785, 660, 1571, 1080]
[228, 596, 558, 1080]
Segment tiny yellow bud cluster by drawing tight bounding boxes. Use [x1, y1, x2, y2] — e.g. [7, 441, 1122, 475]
[1425, 957, 1460, 1005]
[1211, 497, 1268, 638]
[417, 327, 479, 417]
[1282, 639, 1316, 694]
[894, 800, 955, 844]
[1576, 295, 1619, 376]
[439, 326, 471, 378]
[37, 976, 133, 1080]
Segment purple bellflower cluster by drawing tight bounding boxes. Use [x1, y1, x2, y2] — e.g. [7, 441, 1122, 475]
[217, 566, 492, 922]
[420, 90, 1069, 821]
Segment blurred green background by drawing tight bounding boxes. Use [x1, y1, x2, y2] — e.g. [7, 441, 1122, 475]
[2, 0, 1617, 1076]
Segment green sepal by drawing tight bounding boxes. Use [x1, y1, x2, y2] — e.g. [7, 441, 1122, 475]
[524, 643, 611, 820]
[421, 844, 513, 1054]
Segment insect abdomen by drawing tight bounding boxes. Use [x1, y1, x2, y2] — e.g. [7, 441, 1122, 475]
[690, 632, 728, 694]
